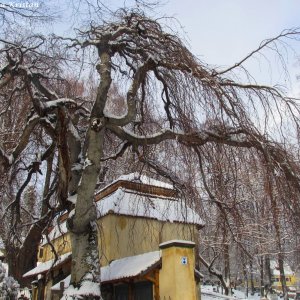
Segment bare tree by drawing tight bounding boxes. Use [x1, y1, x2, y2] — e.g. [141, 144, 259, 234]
[2, 3, 300, 299]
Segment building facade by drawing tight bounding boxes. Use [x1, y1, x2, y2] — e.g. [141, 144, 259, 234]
[23, 173, 204, 300]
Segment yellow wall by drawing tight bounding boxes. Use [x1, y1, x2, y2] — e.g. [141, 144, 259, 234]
[38, 232, 71, 262]
[39, 215, 199, 266]
[246, 274, 297, 291]
[97, 214, 199, 266]
[272, 274, 297, 290]
[159, 243, 198, 300]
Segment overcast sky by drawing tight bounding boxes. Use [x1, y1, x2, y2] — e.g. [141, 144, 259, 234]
[156, 1, 300, 90]
[162, 0, 300, 65]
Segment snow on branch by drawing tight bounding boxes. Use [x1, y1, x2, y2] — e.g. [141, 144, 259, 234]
[43, 98, 77, 109]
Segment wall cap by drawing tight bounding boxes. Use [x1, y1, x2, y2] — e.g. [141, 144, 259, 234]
[159, 240, 195, 249]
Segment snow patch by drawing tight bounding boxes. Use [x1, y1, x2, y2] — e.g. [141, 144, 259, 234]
[23, 252, 71, 278]
[52, 251, 161, 292]
[101, 250, 160, 282]
[71, 163, 82, 171]
[62, 280, 101, 299]
[68, 123, 81, 141]
[67, 194, 77, 204]
[43, 98, 76, 109]
[69, 209, 75, 218]
[159, 240, 195, 248]
[41, 221, 68, 246]
[109, 172, 174, 189]
[97, 188, 203, 226]
[83, 158, 93, 169]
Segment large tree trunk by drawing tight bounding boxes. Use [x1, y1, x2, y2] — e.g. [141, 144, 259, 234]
[278, 254, 288, 300]
[259, 257, 265, 297]
[223, 242, 231, 296]
[66, 119, 105, 300]
[64, 49, 111, 299]
[250, 260, 255, 295]
[264, 255, 272, 296]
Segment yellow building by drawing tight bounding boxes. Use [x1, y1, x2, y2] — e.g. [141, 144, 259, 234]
[270, 260, 297, 292]
[23, 173, 204, 300]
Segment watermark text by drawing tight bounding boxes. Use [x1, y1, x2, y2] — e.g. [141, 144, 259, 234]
[0, 2, 40, 9]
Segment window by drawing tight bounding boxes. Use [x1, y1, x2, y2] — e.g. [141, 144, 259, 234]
[134, 282, 153, 300]
[114, 281, 153, 300]
[39, 248, 44, 258]
[115, 285, 128, 300]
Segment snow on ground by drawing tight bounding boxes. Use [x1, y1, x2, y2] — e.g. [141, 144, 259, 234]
[201, 285, 262, 300]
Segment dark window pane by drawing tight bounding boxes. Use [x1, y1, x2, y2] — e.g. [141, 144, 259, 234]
[134, 282, 153, 300]
[115, 284, 128, 300]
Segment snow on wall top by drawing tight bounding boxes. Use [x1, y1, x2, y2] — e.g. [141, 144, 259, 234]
[51, 250, 161, 290]
[23, 252, 71, 278]
[159, 240, 195, 248]
[97, 187, 203, 226]
[99, 172, 174, 191]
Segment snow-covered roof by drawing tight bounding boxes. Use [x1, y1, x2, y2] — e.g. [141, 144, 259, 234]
[51, 251, 161, 291]
[270, 260, 294, 275]
[101, 250, 160, 282]
[51, 275, 71, 291]
[159, 240, 195, 248]
[99, 172, 174, 191]
[43, 173, 202, 246]
[41, 221, 68, 246]
[97, 187, 203, 226]
[23, 252, 71, 278]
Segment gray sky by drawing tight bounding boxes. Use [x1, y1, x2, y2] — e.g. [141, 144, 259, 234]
[160, 0, 300, 90]
[163, 0, 300, 64]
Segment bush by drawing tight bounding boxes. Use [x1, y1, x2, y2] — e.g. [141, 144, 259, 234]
[0, 261, 19, 299]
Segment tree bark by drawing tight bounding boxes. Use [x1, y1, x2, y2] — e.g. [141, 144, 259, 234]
[278, 254, 288, 300]
[224, 242, 231, 296]
[259, 257, 264, 297]
[250, 260, 255, 295]
[65, 49, 111, 299]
